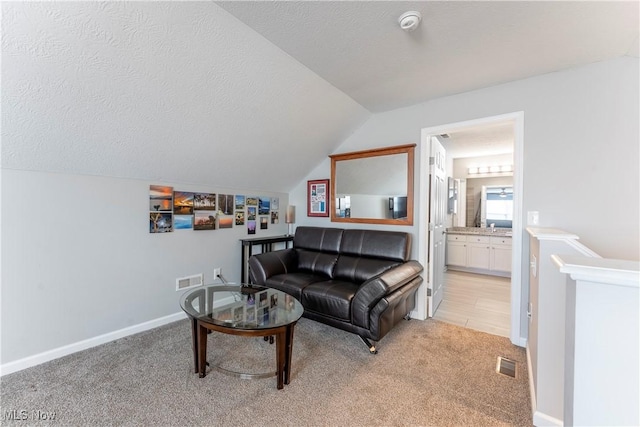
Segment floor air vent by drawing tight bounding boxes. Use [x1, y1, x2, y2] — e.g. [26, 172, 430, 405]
[496, 356, 517, 378]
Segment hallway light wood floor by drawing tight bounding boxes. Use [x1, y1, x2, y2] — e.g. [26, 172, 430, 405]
[433, 270, 511, 338]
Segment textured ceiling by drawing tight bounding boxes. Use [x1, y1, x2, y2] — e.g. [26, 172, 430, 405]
[441, 121, 515, 160]
[218, 1, 639, 113]
[2, 2, 638, 189]
[1, 2, 369, 190]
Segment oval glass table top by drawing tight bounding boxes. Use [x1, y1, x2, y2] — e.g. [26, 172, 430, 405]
[180, 285, 304, 330]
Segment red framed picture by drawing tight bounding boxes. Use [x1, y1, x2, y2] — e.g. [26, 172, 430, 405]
[307, 179, 330, 217]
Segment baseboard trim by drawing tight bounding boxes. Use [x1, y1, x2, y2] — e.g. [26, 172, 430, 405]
[445, 265, 511, 278]
[1, 311, 188, 377]
[533, 411, 563, 427]
[513, 335, 527, 347]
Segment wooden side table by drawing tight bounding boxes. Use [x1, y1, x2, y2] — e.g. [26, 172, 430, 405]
[240, 235, 294, 283]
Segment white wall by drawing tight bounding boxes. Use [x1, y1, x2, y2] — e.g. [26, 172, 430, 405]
[2, 56, 637, 369]
[293, 56, 639, 259]
[290, 56, 639, 341]
[0, 169, 289, 365]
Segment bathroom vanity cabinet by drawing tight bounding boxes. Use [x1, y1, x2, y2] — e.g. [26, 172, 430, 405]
[445, 229, 512, 277]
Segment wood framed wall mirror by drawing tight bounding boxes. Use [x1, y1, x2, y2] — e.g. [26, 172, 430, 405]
[330, 144, 415, 225]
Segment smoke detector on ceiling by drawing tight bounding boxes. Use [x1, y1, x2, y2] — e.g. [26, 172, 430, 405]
[398, 11, 422, 32]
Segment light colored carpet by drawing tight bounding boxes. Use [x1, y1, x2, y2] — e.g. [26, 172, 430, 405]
[1, 318, 532, 426]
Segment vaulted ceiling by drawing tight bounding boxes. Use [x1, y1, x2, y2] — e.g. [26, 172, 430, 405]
[2, 2, 638, 191]
[217, 1, 639, 113]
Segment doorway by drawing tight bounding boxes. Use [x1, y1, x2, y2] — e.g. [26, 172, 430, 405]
[416, 112, 525, 347]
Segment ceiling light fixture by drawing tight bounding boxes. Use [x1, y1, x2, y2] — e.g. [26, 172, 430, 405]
[398, 11, 422, 32]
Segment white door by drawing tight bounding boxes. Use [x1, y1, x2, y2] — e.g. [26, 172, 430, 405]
[427, 137, 447, 317]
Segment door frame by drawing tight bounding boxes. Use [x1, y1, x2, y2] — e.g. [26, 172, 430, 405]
[415, 111, 525, 347]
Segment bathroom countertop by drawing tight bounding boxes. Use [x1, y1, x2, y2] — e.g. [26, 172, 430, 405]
[446, 227, 513, 237]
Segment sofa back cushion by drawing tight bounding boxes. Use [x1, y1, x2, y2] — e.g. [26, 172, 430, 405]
[334, 230, 411, 283]
[294, 227, 344, 278]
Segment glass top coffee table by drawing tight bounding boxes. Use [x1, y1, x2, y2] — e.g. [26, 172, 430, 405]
[180, 284, 304, 389]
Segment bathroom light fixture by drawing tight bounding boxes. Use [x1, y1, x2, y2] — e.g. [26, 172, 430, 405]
[468, 165, 513, 175]
[398, 11, 422, 32]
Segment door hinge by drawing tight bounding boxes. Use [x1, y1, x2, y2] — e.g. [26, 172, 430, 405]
[428, 223, 435, 231]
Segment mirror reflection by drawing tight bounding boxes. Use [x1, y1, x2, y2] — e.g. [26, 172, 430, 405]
[481, 185, 513, 228]
[330, 144, 415, 225]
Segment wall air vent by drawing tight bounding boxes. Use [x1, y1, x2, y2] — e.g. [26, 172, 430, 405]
[176, 273, 204, 291]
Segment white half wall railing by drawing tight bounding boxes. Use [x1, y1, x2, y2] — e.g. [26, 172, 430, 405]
[553, 255, 639, 427]
[526, 227, 600, 426]
[525, 226, 639, 426]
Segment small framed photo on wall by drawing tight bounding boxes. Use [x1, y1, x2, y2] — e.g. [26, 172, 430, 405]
[307, 179, 329, 217]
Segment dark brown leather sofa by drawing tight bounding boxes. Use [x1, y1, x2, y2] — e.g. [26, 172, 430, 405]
[248, 226, 424, 353]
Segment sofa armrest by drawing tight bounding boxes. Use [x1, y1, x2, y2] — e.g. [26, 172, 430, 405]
[351, 260, 423, 329]
[248, 249, 297, 285]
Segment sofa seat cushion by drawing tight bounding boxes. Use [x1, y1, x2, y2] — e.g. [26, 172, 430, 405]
[301, 280, 359, 321]
[265, 272, 327, 301]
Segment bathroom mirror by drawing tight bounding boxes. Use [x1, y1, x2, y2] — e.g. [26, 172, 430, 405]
[330, 144, 415, 225]
[447, 177, 457, 214]
[480, 185, 513, 228]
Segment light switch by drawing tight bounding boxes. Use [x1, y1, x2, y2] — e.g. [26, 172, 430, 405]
[527, 211, 539, 226]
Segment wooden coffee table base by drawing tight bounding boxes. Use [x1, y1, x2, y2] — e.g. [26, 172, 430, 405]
[190, 318, 297, 390]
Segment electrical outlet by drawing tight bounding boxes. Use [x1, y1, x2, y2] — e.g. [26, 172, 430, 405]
[213, 268, 221, 279]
